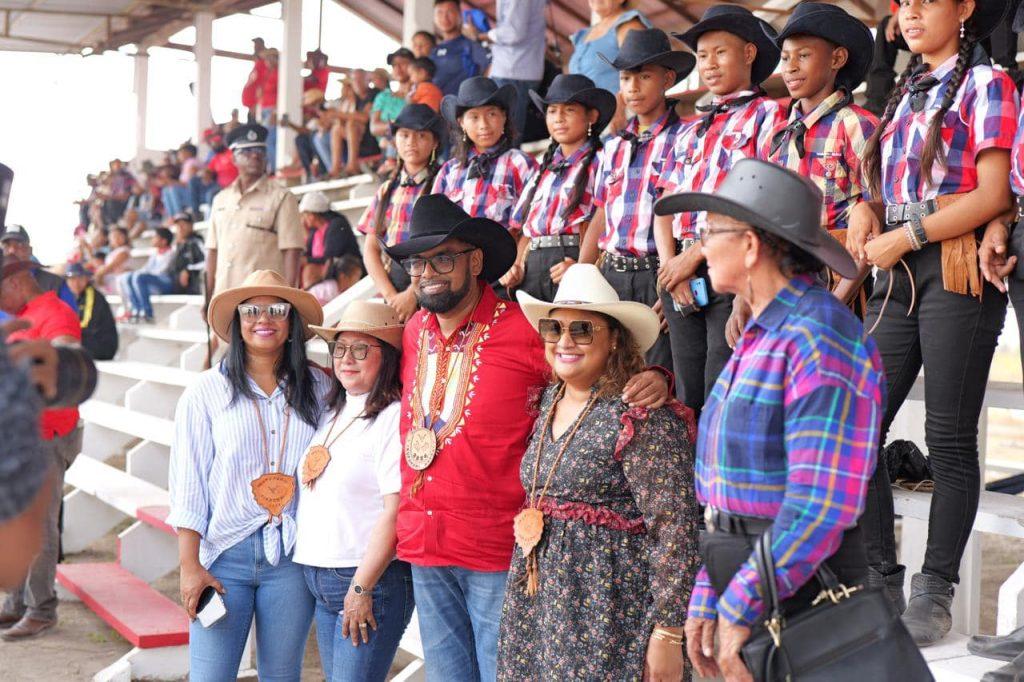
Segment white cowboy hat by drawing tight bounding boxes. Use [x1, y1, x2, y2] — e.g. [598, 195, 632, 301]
[516, 263, 660, 352]
[308, 300, 404, 350]
[207, 269, 323, 343]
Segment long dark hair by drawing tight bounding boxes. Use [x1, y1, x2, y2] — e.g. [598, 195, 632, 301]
[863, 18, 977, 196]
[372, 140, 442, 236]
[224, 309, 321, 427]
[452, 107, 516, 169]
[325, 340, 403, 422]
[518, 121, 604, 225]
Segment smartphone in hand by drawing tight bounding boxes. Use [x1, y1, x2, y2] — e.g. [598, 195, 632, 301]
[196, 585, 227, 628]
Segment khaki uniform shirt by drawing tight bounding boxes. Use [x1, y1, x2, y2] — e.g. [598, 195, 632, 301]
[207, 175, 304, 295]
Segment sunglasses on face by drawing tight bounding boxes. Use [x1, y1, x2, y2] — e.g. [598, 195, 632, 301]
[237, 302, 292, 321]
[537, 318, 608, 345]
[401, 247, 476, 276]
[329, 341, 381, 360]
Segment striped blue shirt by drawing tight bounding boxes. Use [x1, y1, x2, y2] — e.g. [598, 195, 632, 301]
[168, 363, 332, 568]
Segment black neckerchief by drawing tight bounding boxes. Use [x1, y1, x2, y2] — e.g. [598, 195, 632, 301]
[466, 139, 512, 180]
[694, 90, 762, 137]
[908, 46, 989, 113]
[769, 90, 852, 158]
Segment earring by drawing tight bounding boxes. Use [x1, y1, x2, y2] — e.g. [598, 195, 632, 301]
[463, 131, 469, 144]
[587, 122, 593, 137]
[960, 20, 965, 38]
[430, 148, 436, 164]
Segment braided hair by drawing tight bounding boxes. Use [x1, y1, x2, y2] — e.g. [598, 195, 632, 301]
[371, 141, 442, 237]
[863, 55, 921, 197]
[516, 125, 605, 227]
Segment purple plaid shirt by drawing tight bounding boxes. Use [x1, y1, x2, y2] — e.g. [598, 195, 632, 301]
[688, 276, 885, 626]
[510, 142, 600, 238]
[432, 145, 538, 228]
[356, 167, 431, 245]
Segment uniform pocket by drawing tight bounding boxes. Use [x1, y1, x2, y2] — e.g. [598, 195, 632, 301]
[244, 207, 276, 232]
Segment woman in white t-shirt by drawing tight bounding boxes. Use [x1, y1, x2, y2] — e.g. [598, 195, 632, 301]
[294, 300, 412, 682]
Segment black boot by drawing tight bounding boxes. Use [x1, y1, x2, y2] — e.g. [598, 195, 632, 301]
[867, 565, 907, 614]
[981, 648, 1024, 682]
[902, 572, 954, 647]
[969, 624, 1024, 662]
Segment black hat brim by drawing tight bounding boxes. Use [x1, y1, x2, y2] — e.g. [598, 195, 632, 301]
[973, 0, 1012, 39]
[389, 117, 448, 144]
[776, 11, 874, 91]
[674, 17, 781, 85]
[654, 192, 858, 279]
[380, 216, 517, 282]
[595, 50, 696, 86]
[441, 84, 517, 125]
[528, 87, 617, 135]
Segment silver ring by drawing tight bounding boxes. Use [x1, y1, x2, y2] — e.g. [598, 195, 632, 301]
[358, 622, 368, 629]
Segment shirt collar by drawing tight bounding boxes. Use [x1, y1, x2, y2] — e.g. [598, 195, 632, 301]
[229, 174, 267, 197]
[400, 167, 431, 185]
[750, 275, 815, 333]
[625, 108, 675, 139]
[18, 290, 58, 317]
[468, 143, 505, 159]
[424, 280, 499, 339]
[552, 140, 593, 166]
[712, 89, 758, 106]
[926, 51, 961, 81]
[788, 90, 847, 129]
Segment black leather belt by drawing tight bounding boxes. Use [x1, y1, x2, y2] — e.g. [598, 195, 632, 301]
[602, 252, 660, 272]
[530, 234, 580, 250]
[705, 506, 773, 536]
[884, 200, 939, 227]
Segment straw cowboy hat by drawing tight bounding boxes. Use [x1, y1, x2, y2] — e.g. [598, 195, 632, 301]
[516, 263, 661, 352]
[308, 300, 404, 351]
[207, 270, 323, 343]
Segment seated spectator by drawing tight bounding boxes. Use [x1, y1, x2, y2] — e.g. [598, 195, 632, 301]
[371, 65, 410, 166]
[329, 69, 381, 177]
[78, 228, 109, 272]
[298, 191, 361, 288]
[408, 58, 443, 112]
[304, 48, 330, 95]
[92, 227, 132, 295]
[162, 144, 202, 217]
[412, 30, 437, 58]
[117, 227, 176, 323]
[307, 253, 365, 304]
[65, 263, 118, 360]
[170, 213, 205, 295]
[100, 159, 137, 225]
[1, 226, 78, 312]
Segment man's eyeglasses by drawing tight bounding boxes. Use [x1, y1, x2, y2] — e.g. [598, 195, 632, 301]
[537, 318, 607, 345]
[329, 341, 381, 360]
[238, 302, 291, 321]
[698, 227, 749, 245]
[401, 248, 476, 276]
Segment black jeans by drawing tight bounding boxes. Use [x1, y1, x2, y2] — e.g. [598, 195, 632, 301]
[519, 244, 580, 302]
[295, 132, 329, 179]
[599, 263, 673, 369]
[659, 264, 733, 419]
[859, 242, 1007, 582]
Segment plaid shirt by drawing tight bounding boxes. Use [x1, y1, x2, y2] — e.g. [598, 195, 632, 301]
[510, 142, 600, 238]
[1010, 104, 1024, 196]
[880, 52, 1018, 204]
[356, 167, 431, 246]
[764, 92, 878, 230]
[432, 146, 538, 228]
[688, 276, 884, 626]
[594, 110, 681, 256]
[659, 92, 783, 239]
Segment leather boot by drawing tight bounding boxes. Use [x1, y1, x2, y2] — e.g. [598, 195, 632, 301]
[901, 572, 954, 647]
[981, 648, 1024, 682]
[0, 616, 55, 641]
[0, 612, 23, 630]
[969, 624, 1024, 662]
[866, 565, 907, 614]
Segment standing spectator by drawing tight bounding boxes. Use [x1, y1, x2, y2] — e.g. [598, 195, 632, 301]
[64, 263, 118, 361]
[298, 191, 361, 289]
[370, 67, 408, 164]
[305, 48, 330, 94]
[407, 58, 444, 112]
[411, 30, 437, 59]
[863, 2, 903, 117]
[431, 0, 490, 96]
[486, 0, 548, 139]
[101, 159, 137, 224]
[205, 132, 239, 197]
[171, 213, 205, 295]
[118, 227, 176, 323]
[0, 260, 82, 642]
[1, 226, 78, 312]
[242, 37, 268, 120]
[260, 48, 280, 172]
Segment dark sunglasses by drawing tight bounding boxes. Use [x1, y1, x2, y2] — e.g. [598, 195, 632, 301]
[401, 247, 476, 276]
[537, 318, 608, 345]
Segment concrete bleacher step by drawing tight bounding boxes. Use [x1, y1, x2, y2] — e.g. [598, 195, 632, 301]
[96, 360, 198, 388]
[924, 633, 1006, 680]
[291, 173, 374, 195]
[80, 401, 174, 448]
[56, 563, 187, 648]
[330, 196, 373, 224]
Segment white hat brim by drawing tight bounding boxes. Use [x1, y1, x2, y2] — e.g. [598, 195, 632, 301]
[516, 291, 661, 353]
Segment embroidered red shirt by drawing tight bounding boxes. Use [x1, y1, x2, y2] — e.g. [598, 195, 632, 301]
[397, 282, 551, 571]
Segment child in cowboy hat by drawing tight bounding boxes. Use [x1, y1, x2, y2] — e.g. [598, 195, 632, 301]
[577, 27, 696, 370]
[651, 5, 784, 418]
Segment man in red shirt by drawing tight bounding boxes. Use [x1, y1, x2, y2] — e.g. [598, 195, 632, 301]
[0, 260, 82, 641]
[259, 47, 280, 172]
[382, 195, 668, 680]
[241, 37, 267, 120]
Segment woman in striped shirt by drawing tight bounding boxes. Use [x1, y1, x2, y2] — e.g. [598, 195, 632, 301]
[168, 269, 330, 681]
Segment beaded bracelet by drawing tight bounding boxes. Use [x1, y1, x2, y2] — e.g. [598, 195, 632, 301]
[905, 224, 922, 251]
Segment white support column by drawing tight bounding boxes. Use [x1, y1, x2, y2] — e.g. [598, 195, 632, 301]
[132, 50, 149, 160]
[402, 0, 434, 45]
[194, 11, 214, 146]
[277, 0, 303, 172]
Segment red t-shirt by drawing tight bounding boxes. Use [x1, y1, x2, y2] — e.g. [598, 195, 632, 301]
[304, 67, 329, 93]
[260, 66, 279, 108]
[397, 283, 551, 571]
[207, 150, 239, 188]
[7, 291, 82, 440]
[242, 59, 267, 108]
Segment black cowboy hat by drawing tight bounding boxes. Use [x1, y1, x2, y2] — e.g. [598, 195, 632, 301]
[380, 194, 516, 281]
[441, 76, 516, 125]
[969, 0, 1012, 39]
[674, 6, 781, 86]
[654, 159, 858, 279]
[775, 3, 873, 92]
[1013, 0, 1024, 32]
[528, 74, 617, 134]
[390, 103, 448, 145]
[597, 28, 696, 86]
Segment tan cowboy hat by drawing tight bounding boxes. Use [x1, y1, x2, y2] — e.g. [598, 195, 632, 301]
[516, 264, 660, 352]
[309, 300, 404, 351]
[207, 270, 323, 343]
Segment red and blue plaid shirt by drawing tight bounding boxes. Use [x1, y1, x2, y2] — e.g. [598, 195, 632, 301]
[594, 109, 681, 256]
[763, 91, 878, 230]
[688, 276, 885, 627]
[432, 145, 538, 228]
[356, 167, 432, 245]
[510, 142, 600, 238]
[1010, 104, 1024, 197]
[659, 92, 783, 240]
[880, 52, 1018, 204]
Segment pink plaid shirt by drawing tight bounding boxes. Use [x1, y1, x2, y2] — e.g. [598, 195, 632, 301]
[432, 145, 538, 228]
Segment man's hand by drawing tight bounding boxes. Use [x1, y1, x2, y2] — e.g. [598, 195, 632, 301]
[725, 297, 751, 349]
[715, 617, 753, 682]
[622, 369, 670, 409]
[684, 617, 720, 679]
[980, 218, 1017, 293]
[658, 245, 703, 296]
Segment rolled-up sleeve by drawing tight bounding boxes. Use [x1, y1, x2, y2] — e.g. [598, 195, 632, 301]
[167, 385, 215, 536]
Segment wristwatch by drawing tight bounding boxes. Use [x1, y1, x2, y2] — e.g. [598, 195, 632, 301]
[352, 583, 367, 596]
[910, 215, 929, 247]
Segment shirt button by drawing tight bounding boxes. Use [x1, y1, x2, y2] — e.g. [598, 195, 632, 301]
[426, 510, 433, 516]
[426, 475, 433, 482]
[271, 430, 276, 435]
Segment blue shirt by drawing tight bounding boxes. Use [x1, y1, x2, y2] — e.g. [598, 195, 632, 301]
[568, 10, 652, 94]
[432, 36, 491, 96]
[488, 0, 548, 81]
[168, 363, 332, 568]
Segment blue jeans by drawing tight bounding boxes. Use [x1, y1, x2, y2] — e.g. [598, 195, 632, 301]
[411, 565, 508, 682]
[492, 78, 541, 141]
[161, 184, 190, 217]
[189, 532, 314, 681]
[260, 109, 277, 172]
[121, 271, 173, 318]
[303, 561, 415, 682]
[312, 129, 333, 170]
[188, 175, 220, 215]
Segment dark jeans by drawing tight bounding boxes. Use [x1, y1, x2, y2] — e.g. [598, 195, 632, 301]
[859, 242, 1007, 583]
[519, 244, 580, 301]
[303, 561, 415, 682]
[659, 264, 733, 419]
[1010, 276, 1024, 379]
[599, 262, 672, 369]
[296, 132, 330, 180]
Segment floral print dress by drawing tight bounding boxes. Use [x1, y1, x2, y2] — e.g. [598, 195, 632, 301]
[496, 387, 702, 680]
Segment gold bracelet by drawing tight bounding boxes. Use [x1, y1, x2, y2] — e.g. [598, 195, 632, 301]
[651, 628, 684, 645]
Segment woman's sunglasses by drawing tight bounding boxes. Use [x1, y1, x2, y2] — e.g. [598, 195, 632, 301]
[329, 341, 381, 360]
[537, 318, 607, 345]
[237, 302, 292, 321]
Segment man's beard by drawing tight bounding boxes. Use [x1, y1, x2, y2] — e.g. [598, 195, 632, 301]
[416, 275, 472, 313]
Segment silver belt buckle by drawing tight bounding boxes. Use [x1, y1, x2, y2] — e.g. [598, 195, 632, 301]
[885, 204, 900, 226]
[704, 506, 716, 533]
[1016, 198, 1024, 222]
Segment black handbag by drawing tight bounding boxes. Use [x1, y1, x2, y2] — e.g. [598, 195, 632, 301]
[740, 531, 933, 682]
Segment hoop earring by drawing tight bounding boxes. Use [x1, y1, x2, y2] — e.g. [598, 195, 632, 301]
[960, 20, 965, 38]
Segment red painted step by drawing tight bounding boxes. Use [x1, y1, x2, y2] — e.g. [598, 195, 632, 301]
[56, 563, 188, 648]
[137, 505, 175, 537]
